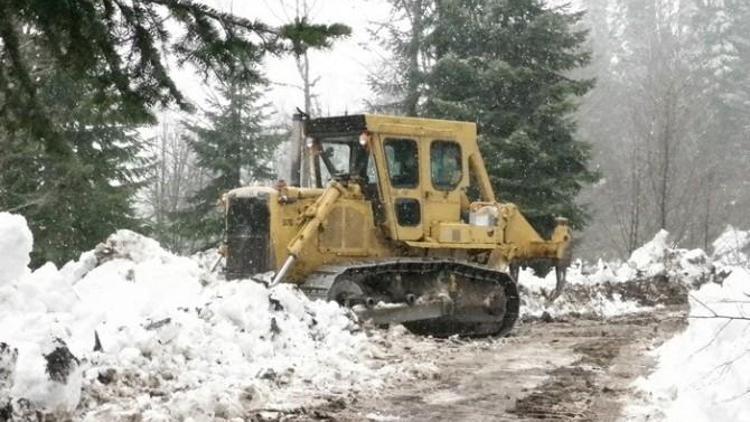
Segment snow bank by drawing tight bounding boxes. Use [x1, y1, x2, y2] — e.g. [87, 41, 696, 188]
[0, 216, 424, 420]
[3, 214, 740, 420]
[519, 267, 687, 320]
[621, 225, 750, 421]
[543, 231, 714, 288]
[522, 227, 750, 419]
[522, 228, 750, 420]
[519, 230, 715, 320]
[712, 225, 750, 268]
[0, 213, 33, 285]
[624, 268, 750, 422]
[624, 229, 671, 278]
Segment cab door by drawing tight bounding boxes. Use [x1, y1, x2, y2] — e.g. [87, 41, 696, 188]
[373, 135, 424, 240]
[421, 139, 466, 238]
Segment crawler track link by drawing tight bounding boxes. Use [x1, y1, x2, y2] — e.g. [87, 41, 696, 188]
[301, 258, 520, 337]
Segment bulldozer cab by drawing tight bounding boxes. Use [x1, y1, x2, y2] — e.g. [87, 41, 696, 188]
[304, 114, 493, 243]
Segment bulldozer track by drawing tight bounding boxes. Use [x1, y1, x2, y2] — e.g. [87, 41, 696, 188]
[300, 258, 520, 337]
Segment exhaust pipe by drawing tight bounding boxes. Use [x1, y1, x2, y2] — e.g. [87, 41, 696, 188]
[289, 113, 304, 187]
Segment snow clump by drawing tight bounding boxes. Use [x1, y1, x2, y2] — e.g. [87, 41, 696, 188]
[0, 213, 33, 285]
[711, 225, 750, 268]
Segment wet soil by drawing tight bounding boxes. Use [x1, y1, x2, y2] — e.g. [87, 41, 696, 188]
[258, 306, 687, 422]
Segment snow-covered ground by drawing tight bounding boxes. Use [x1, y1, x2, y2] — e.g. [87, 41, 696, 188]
[2, 211, 749, 421]
[510, 227, 750, 421]
[623, 226, 750, 422]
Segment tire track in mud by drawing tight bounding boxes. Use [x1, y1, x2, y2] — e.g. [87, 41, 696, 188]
[261, 307, 687, 422]
[255, 277, 690, 422]
[509, 312, 686, 421]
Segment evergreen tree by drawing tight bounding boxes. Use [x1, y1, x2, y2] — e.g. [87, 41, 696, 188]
[279, 0, 351, 115]
[0, 1, 349, 264]
[689, 0, 750, 245]
[421, 0, 598, 233]
[0, 0, 347, 155]
[0, 68, 147, 266]
[176, 77, 279, 250]
[369, 0, 436, 115]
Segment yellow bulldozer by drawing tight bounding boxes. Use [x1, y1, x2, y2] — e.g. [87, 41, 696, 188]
[221, 114, 571, 337]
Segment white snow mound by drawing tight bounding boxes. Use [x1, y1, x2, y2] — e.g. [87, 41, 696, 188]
[624, 267, 750, 422]
[0, 212, 33, 285]
[712, 225, 750, 267]
[518, 229, 718, 320]
[548, 230, 714, 288]
[627, 229, 670, 276]
[0, 217, 423, 420]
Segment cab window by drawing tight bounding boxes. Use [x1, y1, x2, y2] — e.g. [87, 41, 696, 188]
[366, 153, 378, 184]
[431, 141, 462, 190]
[319, 142, 351, 183]
[384, 138, 419, 189]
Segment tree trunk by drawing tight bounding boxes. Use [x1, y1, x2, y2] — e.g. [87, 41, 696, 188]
[403, 0, 424, 116]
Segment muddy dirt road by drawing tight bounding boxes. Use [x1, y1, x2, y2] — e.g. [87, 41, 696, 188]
[268, 306, 686, 422]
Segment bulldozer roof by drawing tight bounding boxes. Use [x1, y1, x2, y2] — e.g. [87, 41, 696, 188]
[304, 114, 477, 139]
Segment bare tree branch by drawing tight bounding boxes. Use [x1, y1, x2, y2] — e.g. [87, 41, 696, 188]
[689, 294, 750, 321]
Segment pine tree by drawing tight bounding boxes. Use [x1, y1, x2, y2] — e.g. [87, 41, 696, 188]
[0, 1, 349, 263]
[0, 68, 147, 266]
[421, 0, 598, 233]
[278, 0, 351, 115]
[0, 0, 347, 155]
[369, 0, 435, 115]
[688, 0, 750, 247]
[176, 77, 279, 250]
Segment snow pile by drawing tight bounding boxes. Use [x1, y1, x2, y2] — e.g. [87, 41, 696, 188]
[626, 233, 715, 287]
[711, 225, 750, 268]
[522, 227, 750, 419]
[626, 229, 672, 278]
[519, 267, 687, 320]
[0, 214, 423, 420]
[0, 213, 33, 285]
[624, 268, 750, 422]
[562, 230, 715, 288]
[519, 230, 708, 320]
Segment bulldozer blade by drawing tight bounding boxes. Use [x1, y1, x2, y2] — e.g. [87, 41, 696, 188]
[354, 299, 453, 326]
